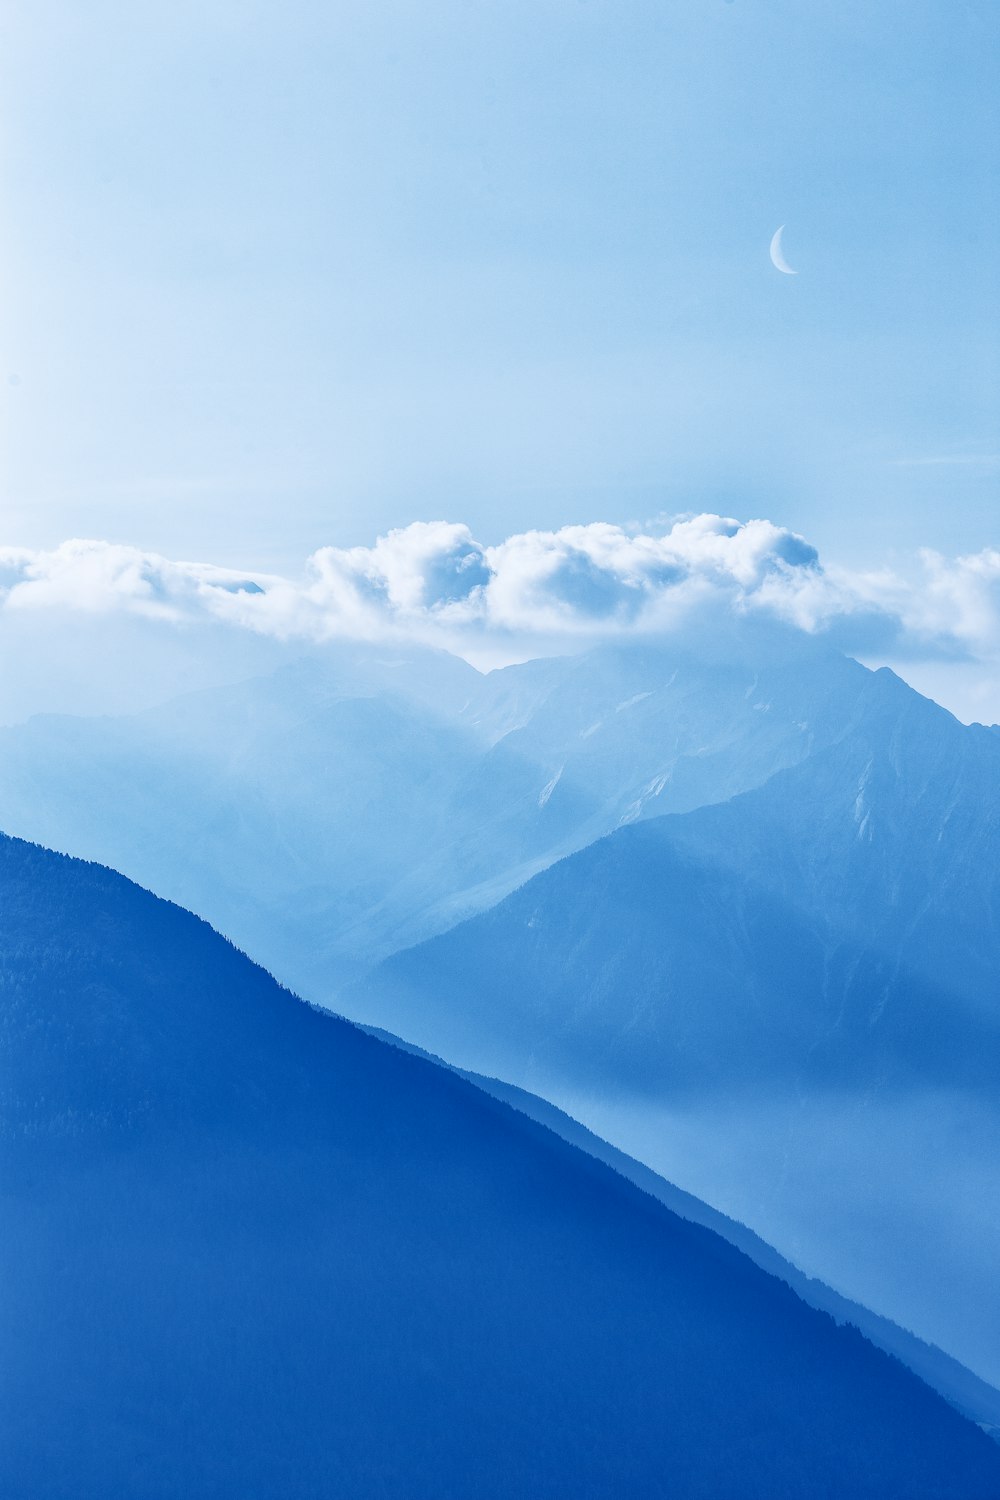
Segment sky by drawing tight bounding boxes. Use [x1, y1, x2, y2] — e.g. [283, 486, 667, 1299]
[1, 1, 998, 716]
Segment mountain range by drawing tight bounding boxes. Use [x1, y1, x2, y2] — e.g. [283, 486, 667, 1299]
[3, 831, 999, 1498]
[0, 620, 898, 993]
[3, 622, 998, 1390]
[356, 661, 1000, 1386]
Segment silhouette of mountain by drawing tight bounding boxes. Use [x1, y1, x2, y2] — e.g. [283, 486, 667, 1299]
[3, 832, 999, 1497]
[357, 667, 1000, 1386]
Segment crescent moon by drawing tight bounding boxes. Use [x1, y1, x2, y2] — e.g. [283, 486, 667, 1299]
[769, 225, 797, 276]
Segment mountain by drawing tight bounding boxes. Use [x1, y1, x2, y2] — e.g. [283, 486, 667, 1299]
[3, 833, 999, 1497]
[355, 667, 1000, 1387]
[0, 622, 892, 997]
[0, 643, 552, 989]
[459, 622, 875, 830]
[363, 1024, 1000, 1435]
[0, 644, 580, 990]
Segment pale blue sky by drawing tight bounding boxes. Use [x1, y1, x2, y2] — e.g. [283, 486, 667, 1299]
[2, 0, 997, 571]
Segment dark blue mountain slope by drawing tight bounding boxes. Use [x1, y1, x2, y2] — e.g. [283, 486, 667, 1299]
[2, 836, 999, 1498]
[362, 1023, 1000, 1436]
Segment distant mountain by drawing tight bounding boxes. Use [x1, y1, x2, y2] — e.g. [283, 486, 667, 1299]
[3, 834, 999, 1498]
[356, 667, 1000, 1388]
[0, 622, 891, 996]
[461, 623, 874, 829]
[0, 643, 553, 989]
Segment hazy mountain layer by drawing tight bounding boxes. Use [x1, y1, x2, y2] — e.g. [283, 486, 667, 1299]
[0, 623, 878, 996]
[355, 668, 1000, 1385]
[4, 832, 999, 1497]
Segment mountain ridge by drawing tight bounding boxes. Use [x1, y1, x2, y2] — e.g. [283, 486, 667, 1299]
[360, 1022, 1000, 1434]
[4, 830, 1000, 1497]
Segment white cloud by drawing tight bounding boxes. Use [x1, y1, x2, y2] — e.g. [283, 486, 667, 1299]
[3, 520, 1000, 719]
[906, 547, 1000, 657]
[0, 539, 273, 621]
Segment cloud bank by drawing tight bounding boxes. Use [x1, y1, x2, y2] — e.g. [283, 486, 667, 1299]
[0, 516, 995, 726]
[2, 516, 999, 713]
